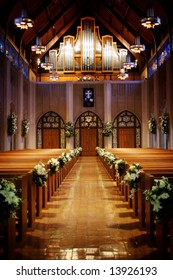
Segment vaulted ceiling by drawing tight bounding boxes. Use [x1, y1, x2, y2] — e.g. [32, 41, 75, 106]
[0, 0, 173, 73]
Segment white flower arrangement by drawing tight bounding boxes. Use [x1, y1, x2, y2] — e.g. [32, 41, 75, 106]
[7, 112, 17, 136]
[33, 162, 48, 187]
[123, 163, 143, 198]
[148, 116, 156, 134]
[115, 159, 127, 177]
[102, 121, 113, 136]
[65, 121, 74, 137]
[144, 176, 173, 223]
[48, 158, 60, 175]
[0, 179, 22, 222]
[159, 111, 169, 134]
[22, 118, 30, 137]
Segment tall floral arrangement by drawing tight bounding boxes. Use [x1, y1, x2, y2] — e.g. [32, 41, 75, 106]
[148, 116, 156, 134]
[102, 121, 113, 136]
[65, 121, 74, 137]
[159, 111, 169, 134]
[144, 177, 173, 223]
[33, 162, 48, 187]
[22, 118, 30, 137]
[7, 112, 17, 136]
[0, 179, 22, 222]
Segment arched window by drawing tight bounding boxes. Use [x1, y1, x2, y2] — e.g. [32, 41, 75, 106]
[36, 111, 65, 148]
[112, 110, 141, 148]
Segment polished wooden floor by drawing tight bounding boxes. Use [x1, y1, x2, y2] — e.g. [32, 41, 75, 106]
[15, 156, 159, 260]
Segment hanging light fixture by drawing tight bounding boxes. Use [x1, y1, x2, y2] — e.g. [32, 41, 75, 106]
[117, 68, 129, 80]
[41, 62, 53, 70]
[31, 37, 46, 54]
[141, 7, 161, 29]
[123, 54, 138, 70]
[14, 9, 34, 29]
[41, 55, 54, 70]
[130, 36, 145, 53]
[49, 71, 59, 81]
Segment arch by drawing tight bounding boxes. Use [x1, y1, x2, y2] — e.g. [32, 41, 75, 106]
[74, 111, 103, 155]
[36, 111, 65, 148]
[112, 110, 141, 148]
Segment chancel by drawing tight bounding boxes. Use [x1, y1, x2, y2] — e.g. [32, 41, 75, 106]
[0, 0, 173, 261]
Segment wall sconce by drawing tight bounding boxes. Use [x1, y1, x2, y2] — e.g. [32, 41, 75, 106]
[117, 68, 129, 80]
[14, 9, 34, 29]
[141, 7, 161, 29]
[130, 36, 145, 53]
[31, 37, 46, 54]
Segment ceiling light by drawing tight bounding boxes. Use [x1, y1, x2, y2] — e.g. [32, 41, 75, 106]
[14, 9, 34, 29]
[130, 36, 145, 53]
[41, 62, 53, 71]
[141, 7, 161, 29]
[117, 68, 128, 80]
[123, 55, 138, 70]
[31, 37, 46, 54]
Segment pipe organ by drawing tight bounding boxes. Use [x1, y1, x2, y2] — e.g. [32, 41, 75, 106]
[49, 17, 128, 74]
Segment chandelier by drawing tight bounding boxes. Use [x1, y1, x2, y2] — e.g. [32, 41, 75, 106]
[14, 9, 34, 29]
[31, 37, 46, 54]
[141, 7, 161, 29]
[130, 36, 145, 53]
[123, 54, 138, 70]
[41, 62, 53, 70]
[117, 68, 129, 80]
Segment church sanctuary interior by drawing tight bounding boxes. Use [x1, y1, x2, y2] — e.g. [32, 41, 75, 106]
[1, 0, 173, 261]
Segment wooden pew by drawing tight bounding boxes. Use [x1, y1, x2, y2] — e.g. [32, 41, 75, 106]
[99, 147, 173, 259]
[0, 148, 79, 259]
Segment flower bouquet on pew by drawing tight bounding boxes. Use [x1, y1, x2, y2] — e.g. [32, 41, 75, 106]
[115, 159, 127, 177]
[33, 162, 48, 187]
[144, 176, 173, 223]
[123, 163, 143, 198]
[48, 158, 60, 175]
[0, 179, 22, 222]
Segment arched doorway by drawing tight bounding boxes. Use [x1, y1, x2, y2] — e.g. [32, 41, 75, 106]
[112, 110, 141, 148]
[36, 111, 65, 148]
[75, 111, 103, 156]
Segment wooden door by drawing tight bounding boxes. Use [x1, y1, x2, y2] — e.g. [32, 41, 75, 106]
[43, 129, 59, 148]
[118, 128, 135, 148]
[81, 128, 97, 156]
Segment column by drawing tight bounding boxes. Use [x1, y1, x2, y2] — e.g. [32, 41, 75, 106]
[15, 71, 24, 149]
[141, 80, 150, 147]
[2, 56, 11, 150]
[165, 58, 173, 149]
[26, 81, 36, 148]
[66, 81, 74, 149]
[153, 73, 160, 148]
[104, 81, 112, 148]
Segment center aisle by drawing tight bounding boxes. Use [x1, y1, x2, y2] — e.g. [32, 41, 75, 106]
[16, 156, 158, 260]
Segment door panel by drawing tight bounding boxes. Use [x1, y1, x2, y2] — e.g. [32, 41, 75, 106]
[43, 129, 59, 148]
[118, 128, 135, 148]
[81, 128, 97, 156]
